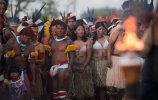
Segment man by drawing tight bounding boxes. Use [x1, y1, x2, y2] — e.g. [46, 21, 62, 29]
[5, 27, 36, 99]
[29, 23, 45, 99]
[66, 13, 77, 41]
[49, 20, 74, 99]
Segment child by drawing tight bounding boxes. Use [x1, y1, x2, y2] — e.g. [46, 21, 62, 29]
[8, 66, 27, 100]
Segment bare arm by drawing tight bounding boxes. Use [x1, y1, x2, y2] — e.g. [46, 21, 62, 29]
[107, 26, 120, 67]
[66, 38, 74, 72]
[35, 44, 45, 65]
[83, 39, 92, 67]
[68, 51, 75, 72]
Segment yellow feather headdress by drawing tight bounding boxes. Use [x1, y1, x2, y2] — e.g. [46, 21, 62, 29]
[43, 17, 63, 45]
[44, 18, 53, 45]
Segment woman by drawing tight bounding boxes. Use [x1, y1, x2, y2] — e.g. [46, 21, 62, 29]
[106, 23, 125, 100]
[91, 22, 109, 100]
[70, 23, 94, 100]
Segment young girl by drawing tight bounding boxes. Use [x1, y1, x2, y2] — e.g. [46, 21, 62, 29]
[8, 66, 27, 100]
[70, 24, 94, 100]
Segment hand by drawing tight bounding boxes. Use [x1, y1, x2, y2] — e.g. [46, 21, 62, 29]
[107, 60, 112, 68]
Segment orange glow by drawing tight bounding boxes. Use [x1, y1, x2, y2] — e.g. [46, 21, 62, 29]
[116, 16, 144, 51]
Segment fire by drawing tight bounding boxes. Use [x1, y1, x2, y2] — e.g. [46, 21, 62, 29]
[116, 16, 144, 51]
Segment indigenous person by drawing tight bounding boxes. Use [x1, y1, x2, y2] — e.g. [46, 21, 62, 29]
[106, 21, 125, 100]
[91, 22, 109, 100]
[49, 20, 74, 99]
[4, 27, 36, 98]
[30, 23, 45, 99]
[8, 66, 27, 100]
[70, 24, 94, 100]
[42, 18, 58, 98]
[66, 13, 77, 41]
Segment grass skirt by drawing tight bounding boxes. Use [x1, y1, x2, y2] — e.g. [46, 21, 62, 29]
[69, 65, 94, 99]
[91, 60, 108, 87]
[106, 56, 125, 89]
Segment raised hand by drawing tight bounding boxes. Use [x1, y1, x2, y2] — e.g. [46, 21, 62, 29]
[141, 0, 154, 12]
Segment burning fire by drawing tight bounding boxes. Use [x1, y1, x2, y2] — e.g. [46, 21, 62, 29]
[116, 16, 144, 51]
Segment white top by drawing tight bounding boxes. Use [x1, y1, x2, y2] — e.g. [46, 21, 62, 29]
[93, 40, 108, 50]
[80, 46, 87, 52]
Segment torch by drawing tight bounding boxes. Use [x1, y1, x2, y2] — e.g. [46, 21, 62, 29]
[115, 16, 144, 100]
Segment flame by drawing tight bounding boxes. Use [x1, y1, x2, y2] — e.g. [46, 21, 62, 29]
[116, 16, 144, 51]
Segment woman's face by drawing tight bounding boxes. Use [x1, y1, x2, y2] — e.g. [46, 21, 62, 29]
[96, 26, 106, 37]
[76, 25, 85, 38]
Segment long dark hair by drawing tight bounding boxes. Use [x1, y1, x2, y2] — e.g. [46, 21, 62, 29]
[93, 22, 107, 44]
[74, 23, 88, 42]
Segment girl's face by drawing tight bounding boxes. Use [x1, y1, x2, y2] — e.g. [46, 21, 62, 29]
[96, 26, 106, 37]
[76, 25, 85, 38]
[10, 72, 19, 80]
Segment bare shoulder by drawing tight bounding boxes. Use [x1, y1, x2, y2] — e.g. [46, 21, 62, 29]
[86, 38, 93, 48]
[104, 35, 110, 41]
[65, 37, 73, 45]
[73, 40, 77, 44]
[6, 37, 17, 46]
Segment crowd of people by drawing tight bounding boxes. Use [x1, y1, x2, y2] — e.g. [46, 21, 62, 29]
[0, 0, 157, 100]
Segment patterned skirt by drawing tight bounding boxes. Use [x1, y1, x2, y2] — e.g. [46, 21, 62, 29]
[91, 60, 108, 87]
[69, 65, 94, 99]
[106, 56, 125, 89]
